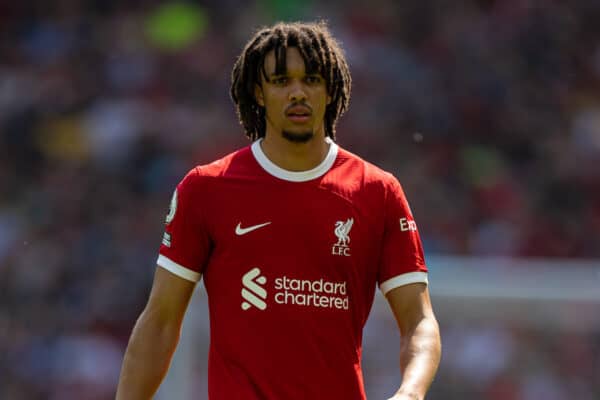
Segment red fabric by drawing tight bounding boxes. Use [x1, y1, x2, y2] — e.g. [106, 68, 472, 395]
[158, 144, 427, 400]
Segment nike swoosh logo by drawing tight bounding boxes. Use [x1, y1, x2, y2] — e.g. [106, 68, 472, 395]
[235, 222, 271, 235]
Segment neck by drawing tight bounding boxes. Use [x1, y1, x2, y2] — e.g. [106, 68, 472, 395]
[260, 131, 330, 172]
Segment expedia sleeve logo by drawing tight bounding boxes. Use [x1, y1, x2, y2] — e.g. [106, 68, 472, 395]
[399, 217, 417, 232]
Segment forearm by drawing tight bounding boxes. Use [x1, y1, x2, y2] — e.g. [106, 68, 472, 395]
[116, 310, 181, 400]
[394, 315, 441, 400]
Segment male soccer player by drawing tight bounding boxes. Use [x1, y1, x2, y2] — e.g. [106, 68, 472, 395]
[116, 21, 441, 400]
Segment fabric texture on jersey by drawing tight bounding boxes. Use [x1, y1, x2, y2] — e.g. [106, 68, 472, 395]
[157, 138, 428, 400]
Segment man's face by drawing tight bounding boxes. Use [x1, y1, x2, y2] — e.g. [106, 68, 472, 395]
[255, 46, 331, 143]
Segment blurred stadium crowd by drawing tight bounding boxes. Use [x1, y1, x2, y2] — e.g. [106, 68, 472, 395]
[1, 1, 599, 399]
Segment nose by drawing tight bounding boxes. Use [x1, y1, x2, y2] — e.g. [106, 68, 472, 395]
[288, 81, 307, 103]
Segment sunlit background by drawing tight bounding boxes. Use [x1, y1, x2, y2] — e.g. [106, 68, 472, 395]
[1, 1, 599, 399]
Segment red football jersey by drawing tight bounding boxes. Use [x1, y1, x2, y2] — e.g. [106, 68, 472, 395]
[157, 138, 428, 400]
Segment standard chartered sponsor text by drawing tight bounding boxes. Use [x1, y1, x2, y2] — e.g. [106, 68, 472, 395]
[274, 276, 349, 310]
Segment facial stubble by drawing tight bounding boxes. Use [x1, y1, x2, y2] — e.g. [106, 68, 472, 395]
[282, 130, 314, 143]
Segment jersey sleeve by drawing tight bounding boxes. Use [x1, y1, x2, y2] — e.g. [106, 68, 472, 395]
[377, 175, 428, 295]
[157, 168, 211, 282]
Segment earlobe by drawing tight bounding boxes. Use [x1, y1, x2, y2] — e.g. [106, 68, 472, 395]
[254, 85, 264, 106]
[327, 94, 332, 105]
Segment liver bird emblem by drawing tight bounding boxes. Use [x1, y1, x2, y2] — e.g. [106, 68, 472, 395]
[334, 218, 354, 246]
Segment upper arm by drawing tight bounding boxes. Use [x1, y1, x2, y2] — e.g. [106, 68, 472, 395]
[377, 176, 427, 294]
[385, 282, 435, 336]
[158, 169, 211, 282]
[143, 266, 197, 327]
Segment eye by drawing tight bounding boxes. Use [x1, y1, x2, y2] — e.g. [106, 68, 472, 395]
[305, 75, 322, 84]
[270, 76, 288, 85]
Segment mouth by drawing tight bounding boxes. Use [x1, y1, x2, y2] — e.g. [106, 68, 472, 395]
[286, 105, 312, 124]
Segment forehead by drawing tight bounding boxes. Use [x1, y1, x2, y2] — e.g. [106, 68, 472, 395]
[262, 46, 319, 76]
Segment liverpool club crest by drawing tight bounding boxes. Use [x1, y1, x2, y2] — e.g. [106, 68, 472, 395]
[332, 218, 353, 256]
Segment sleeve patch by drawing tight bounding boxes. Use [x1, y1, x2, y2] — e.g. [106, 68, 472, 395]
[162, 232, 172, 247]
[165, 189, 178, 224]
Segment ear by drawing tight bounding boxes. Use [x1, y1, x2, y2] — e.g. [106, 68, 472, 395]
[254, 84, 264, 107]
[326, 94, 332, 105]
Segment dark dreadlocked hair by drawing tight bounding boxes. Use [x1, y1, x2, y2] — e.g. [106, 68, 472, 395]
[230, 21, 352, 141]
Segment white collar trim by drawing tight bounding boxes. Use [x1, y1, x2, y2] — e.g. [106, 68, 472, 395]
[251, 137, 338, 182]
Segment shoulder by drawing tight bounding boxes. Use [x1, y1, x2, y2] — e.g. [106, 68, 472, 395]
[335, 146, 400, 190]
[180, 145, 254, 187]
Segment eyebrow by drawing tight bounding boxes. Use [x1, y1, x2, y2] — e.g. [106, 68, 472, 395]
[263, 73, 284, 83]
[267, 72, 322, 78]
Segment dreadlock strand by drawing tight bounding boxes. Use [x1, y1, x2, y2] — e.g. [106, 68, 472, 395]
[301, 27, 325, 78]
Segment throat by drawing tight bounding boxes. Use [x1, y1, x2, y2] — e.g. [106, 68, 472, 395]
[259, 136, 330, 172]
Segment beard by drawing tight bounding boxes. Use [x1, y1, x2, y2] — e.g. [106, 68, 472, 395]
[282, 130, 314, 143]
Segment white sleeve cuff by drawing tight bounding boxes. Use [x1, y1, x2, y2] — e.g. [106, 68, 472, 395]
[157, 255, 201, 282]
[379, 271, 428, 295]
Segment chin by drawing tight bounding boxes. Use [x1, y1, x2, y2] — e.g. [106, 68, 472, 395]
[282, 130, 314, 143]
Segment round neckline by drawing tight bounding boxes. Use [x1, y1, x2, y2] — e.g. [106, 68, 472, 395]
[250, 137, 338, 182]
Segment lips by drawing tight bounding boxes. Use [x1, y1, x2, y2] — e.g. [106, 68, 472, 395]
[285, 105, 312, 117]
[285, 105, 312, 123]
